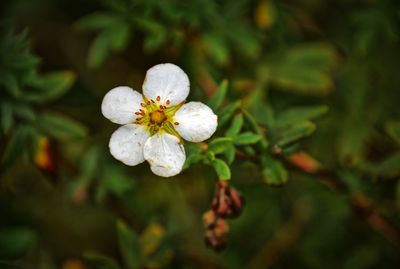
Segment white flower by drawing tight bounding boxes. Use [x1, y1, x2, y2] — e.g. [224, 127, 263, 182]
[101, 63, 218, 177]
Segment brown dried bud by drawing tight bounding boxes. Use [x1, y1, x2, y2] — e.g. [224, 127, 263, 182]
[204, 230, 227, 252]
[202, 210, 217, 228]
[211, 180, 245, 218]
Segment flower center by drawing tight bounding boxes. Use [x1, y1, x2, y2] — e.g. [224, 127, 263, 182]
[133, 96, 182, 137]
[150, 110, 166, 124]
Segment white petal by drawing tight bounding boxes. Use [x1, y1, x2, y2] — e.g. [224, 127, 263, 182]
[142, 63, 189, 105]
[173, 102, 218, 142]
[101, 86, 143, 124]
[109, 124, 150, 166]
[143, 133, 186, 177]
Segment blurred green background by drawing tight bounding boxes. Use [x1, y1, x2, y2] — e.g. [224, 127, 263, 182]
[1, 0, 400, 268]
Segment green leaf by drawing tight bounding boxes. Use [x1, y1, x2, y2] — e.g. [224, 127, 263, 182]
[1, 102, 13, 134]
[116, 220, 141, 268]
[87, 22, 131, 68]
[1, 72, 20, 97]
[208, 137, 233, 154]
[36, 112, 88, 140]
[218, 101, 241, 129]
[183, 143, 203, 169]
[226, 113, 243, 137]
[271, 43, 337, 95]
[0, 227, 36, 259]
[25, 71, 76, 103]
[242, 109, 269, 149]
[224, 144, 236, 164]
[96, 166, 135, 202]
[84, 252, 121, 269]
[262, 156, 288, 186]
[385, 120, 400, 145]
[203, 33, 230, 65]
[76, 12, 122, 30]
[277, 105, 329, 127]
[234, 132, 262, 145]
[376, 152, 400, 177]
[208, 80, 228, 111]
[1, 125, 36, 168]
[276, 121, 316, 147]
[211, 158, 231, 180]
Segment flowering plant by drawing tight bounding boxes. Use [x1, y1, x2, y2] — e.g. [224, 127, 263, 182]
[102, 63, 217, 177]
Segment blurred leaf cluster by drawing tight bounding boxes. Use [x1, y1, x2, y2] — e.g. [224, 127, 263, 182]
[1, 0, 400, 268]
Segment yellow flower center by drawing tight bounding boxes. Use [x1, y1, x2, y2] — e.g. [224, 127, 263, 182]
[150, 110, 166, 124]
[134, 96, 183, 137]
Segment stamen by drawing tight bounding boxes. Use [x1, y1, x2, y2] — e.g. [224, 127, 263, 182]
[156, 96, 161, 101]
[151, 99, 155, 103]
[135, 112, 141, 115]
[136, 122, 142, 125]
[147, 101, 151, 105]
[140, 109, 145, 114]
[140, 103, 146, 107]
[174, 122, 180, 125]
[159, 105, 164, 109]
[136, 117, 143, 121]
[166, 100, 170, 105]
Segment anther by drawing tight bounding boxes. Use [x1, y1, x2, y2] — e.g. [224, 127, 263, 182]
[166, 100, 170, 105]
[174, 122, 180, 125]
[151, 99, 155, 103]
[147, 101, 151, 105]
[135, 112, 141, 115]
[159, 105, 164, 109]
[156, 96, 161, 101]
[140, 103, 146, 107]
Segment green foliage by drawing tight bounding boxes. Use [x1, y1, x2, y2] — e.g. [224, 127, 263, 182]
[0, 227, 36, 259]
[1, 0, 400, 268]
[0, 30, 81, 171]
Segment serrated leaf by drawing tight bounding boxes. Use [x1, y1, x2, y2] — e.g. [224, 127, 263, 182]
[234, 132, 262, 145]
[36, 112, 88, 140]
[262, 156, 288, 186]
[116, 220, 141, 268]
[276, 121, 316, 147]
[208, 80, 228, 111]
[208, 137, 233, 154]
[25, 71, 76, 103]
[211, 158, 231, 180]
[226, 113, 243, 137]
[84, 252, 121, 269]
[277, 105, 329, 127]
